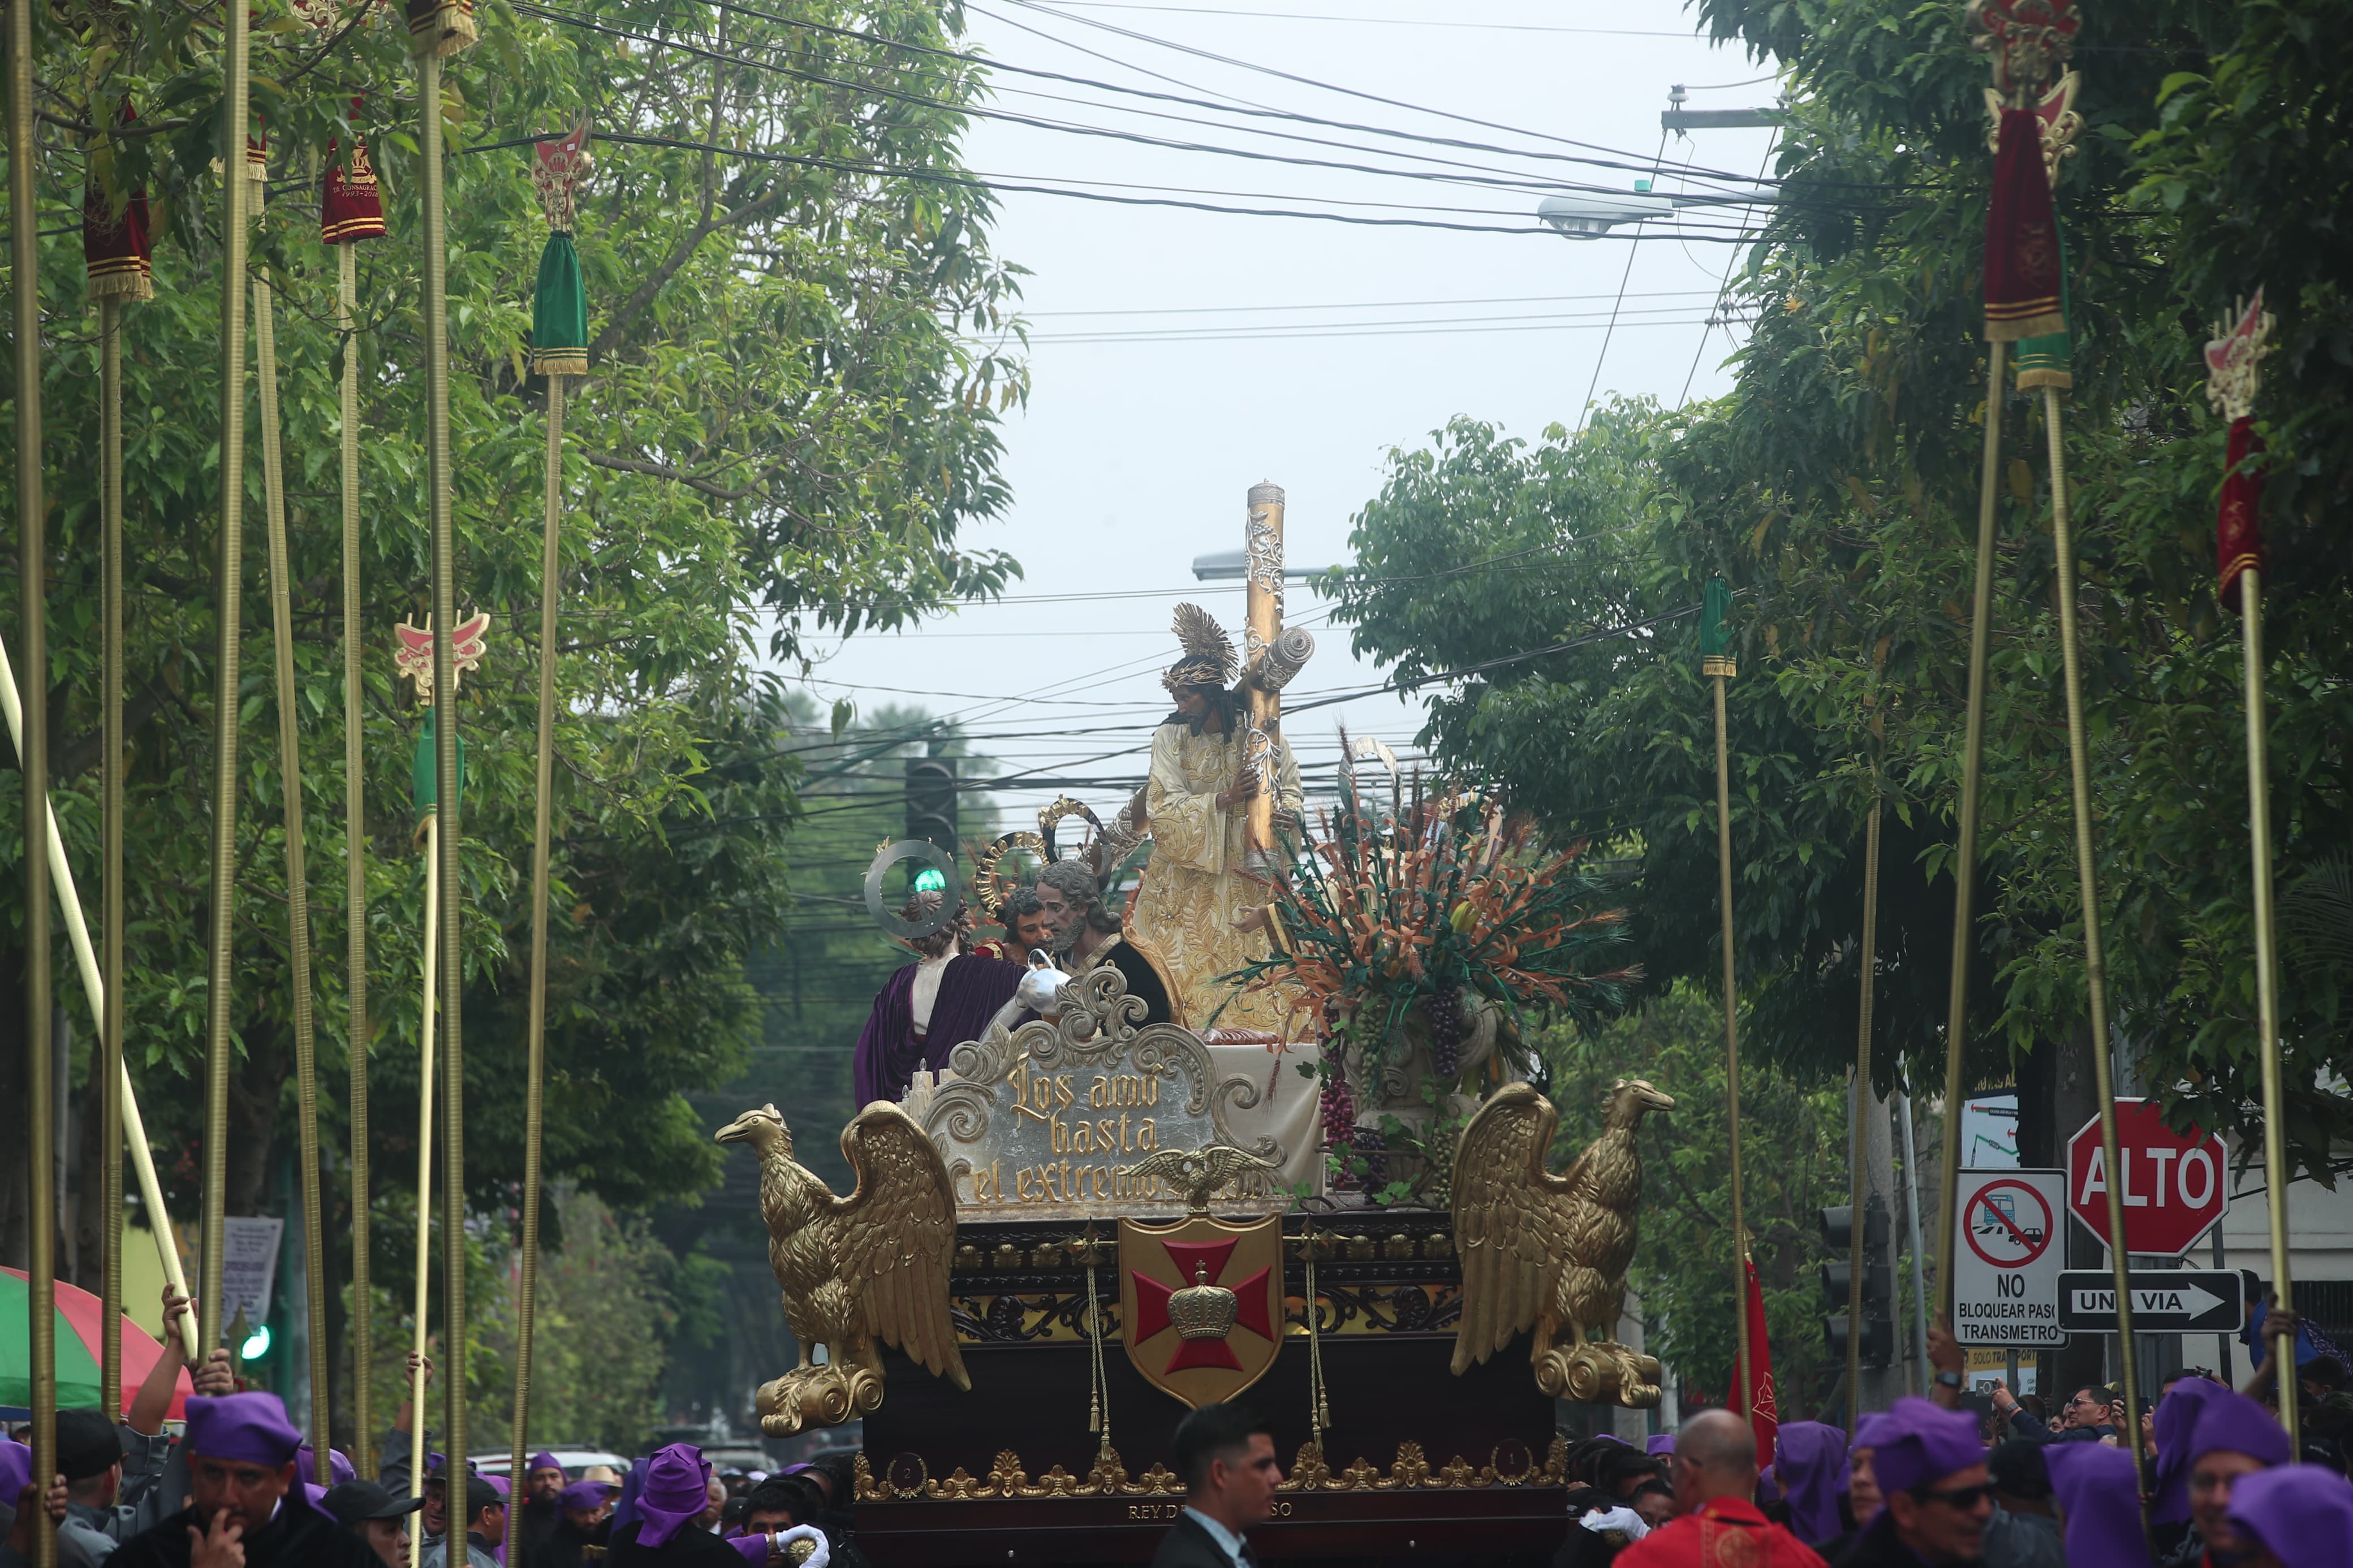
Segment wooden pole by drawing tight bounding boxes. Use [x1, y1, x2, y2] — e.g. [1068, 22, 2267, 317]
[1847, 798, 1883, 1432]
[419, 46, 469, 1483]
[1713, 670, 1748, 1423]
[0, 636, 198, 1358]
[407, 818, 439, 1568]
[1243, 482, 1284, 862]
[201, 0, 255, 1362]
[254, 266, 333, 1471]
[2238, 565, 2297, 1446]
[1936, 341, 2007, 1325]
[2040, 385, 2149, 1523]
[12, 0, 58, 1550]
[507, 373, 567, 1558]
[341, 234, 377, 1478]
[100, 293, 126, 1420]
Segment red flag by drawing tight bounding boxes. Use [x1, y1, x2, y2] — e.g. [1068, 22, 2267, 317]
[1737, 1254, 1779, 1459]
[1983, 108, 2065, 342]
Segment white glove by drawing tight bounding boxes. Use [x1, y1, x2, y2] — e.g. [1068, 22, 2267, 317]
[1578, 1506, 1649, 1540]
[769, 1525, 829, 1568]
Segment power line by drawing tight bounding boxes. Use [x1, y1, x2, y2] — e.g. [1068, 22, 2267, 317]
[1023, 286, 1718, 318]
[1032, 3, 1727, 37]
[1028, 310, 1744, 346]
[514, 1, 1805, 219]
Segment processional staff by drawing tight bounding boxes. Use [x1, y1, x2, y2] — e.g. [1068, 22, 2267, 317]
[393, 615, 484, 1565]
[1699, 578, 1751, 1427]
[409, 0, 482, 1493]
[84, 95, 156, 1421]
[301, 0, 397, 1467]
[248, 119, 337, 1481]
[507, 121, 592, 1561]
[199, 0, 257, 1371]
[2205, 292, 2300, 1446]
[1943, 0, 2151, 1517]
[12, 0, 58, 1554]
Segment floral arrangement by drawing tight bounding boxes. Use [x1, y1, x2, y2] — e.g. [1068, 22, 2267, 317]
[1220, 746, 1641, 1202]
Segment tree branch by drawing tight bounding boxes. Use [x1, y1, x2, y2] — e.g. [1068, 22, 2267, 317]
[585, 452, 760, 502]
[586, 184, 791, 362]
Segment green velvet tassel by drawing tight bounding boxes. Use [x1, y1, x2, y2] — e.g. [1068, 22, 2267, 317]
[531, 230, 588, 378]
[1701, 576, 1736, 678]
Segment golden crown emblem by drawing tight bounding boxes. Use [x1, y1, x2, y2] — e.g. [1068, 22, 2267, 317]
[1168, 1262, 1238, 1342]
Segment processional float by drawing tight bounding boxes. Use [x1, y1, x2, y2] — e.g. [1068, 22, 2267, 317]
[721, 485, 1667, 1562]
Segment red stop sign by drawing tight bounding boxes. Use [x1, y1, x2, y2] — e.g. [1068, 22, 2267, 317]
[2066, 1099, 2227, 1256]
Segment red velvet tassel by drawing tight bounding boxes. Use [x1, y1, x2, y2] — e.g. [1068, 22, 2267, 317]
[1984, 108, 2066, 342]
[322, 100, 387, 244]
[83, 100, 154, 303]
[2218, 416, 2265, 614]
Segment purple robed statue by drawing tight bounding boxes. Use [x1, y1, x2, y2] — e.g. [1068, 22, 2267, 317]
[852, 895, 1022, 1106]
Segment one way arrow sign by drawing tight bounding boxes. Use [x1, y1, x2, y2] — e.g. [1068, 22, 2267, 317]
[2057, 1270, 2244, 1333]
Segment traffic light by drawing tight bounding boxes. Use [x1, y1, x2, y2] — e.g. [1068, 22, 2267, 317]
[904, 754, 958, 856]
[1818, 1197, 1896, 1367]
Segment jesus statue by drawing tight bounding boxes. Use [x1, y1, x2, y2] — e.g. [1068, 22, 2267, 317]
[1124, 604, 1304, 1037]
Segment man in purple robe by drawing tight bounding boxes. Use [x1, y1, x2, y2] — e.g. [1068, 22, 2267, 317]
[852, 893, 1021, 1107]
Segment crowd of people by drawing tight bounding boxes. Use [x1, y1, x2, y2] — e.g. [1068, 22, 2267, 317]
[1537, 1312, 2353, 1568]
[1, 1290, 862, 1568]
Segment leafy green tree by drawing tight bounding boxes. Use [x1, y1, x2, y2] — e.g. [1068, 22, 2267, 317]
[1337, 0, 2353, 1194]
[0, 0, 1028, 1423]
[1542, 983, 1850, 1416]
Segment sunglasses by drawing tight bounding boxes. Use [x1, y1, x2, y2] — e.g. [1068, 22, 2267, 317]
[1914, 1483, 1996, 1510]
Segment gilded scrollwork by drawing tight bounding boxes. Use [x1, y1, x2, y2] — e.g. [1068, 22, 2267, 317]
[868, 1440, 1567, 1504]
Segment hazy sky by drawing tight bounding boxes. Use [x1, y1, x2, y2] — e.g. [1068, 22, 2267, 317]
[786, 0, 1778, 838]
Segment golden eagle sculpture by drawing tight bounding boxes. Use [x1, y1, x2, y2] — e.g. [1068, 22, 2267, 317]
[1450, 1079, 1675, 1407]
[715, 1102, 969, 1435]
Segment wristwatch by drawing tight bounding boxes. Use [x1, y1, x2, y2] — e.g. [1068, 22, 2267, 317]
[1936, 1370, 1965, 1389]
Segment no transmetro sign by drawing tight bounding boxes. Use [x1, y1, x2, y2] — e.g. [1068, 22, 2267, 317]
[1951, 1170, 2067, 1346]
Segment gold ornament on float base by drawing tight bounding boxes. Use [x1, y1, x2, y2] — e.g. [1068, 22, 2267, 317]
[715, 1103, 969, 1435]
[1449, 1079, 1674, 1407]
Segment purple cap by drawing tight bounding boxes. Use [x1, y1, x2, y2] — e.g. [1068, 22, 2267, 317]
[2228, 1464, 2353, 1568]
[2151, 1376, 2229, 1524]
[1, 1437, 31, 1505]
[186, 1393, 304, 1468]
[634, 1443, 712, 1549]
[1851, 1410, 1900, 1452]
[2189, 1389, 2292, 1469]
[2046, 1443, 2152, 1568]
[297, 1444, 359, 1487]
[1867, 1398, 1984, 1496]
[1645, 1435, 1676, 1457]
[487, 1475, 511, 1497]
[559, 1479, 619, 1513]
[1773, 1423, 1850, 1547]
[530, 1452, 566, 1478]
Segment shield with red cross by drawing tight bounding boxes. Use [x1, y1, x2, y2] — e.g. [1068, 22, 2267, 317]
[1116, 1212, 1286, 1408]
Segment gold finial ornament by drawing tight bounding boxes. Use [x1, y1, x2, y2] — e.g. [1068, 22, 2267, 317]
[1966, 0, 2079, 105]
[716, 1103, 970, 1435]
[2204, 290, 2275, 423]
[393, 611, 490, 705]
[1451, 1079, 1676, 1407]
